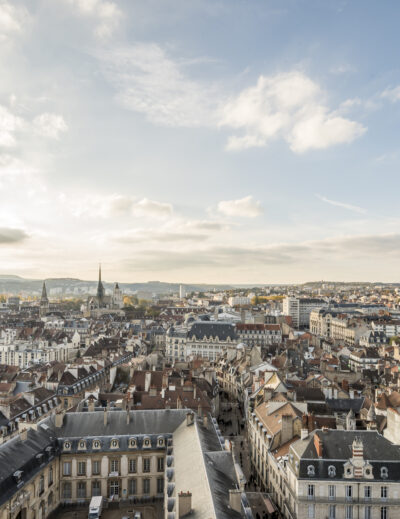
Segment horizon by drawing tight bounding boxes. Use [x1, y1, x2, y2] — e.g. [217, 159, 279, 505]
[1, 1, 400, 282]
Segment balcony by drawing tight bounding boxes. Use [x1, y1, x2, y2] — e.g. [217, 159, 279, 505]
[298, 496, 400, 505]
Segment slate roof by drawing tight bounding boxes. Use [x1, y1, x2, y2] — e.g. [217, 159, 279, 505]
[187, 322, 237, 341]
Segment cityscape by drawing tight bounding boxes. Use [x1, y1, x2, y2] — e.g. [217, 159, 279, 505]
[1, 1, 400, 519]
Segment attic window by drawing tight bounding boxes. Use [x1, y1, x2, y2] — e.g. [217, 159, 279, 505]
[129, 438, 137, 448]
[328, 465, 336, 478]
[143, 437, 151, 448]
[78, 440, 86, 450]
[307, 465, 315, 477]
[110, 438, 119, 449]
[381, 467, 388, 479]
[158, 437, 164, 447]
[63, 441, 71, 450]
[93, 439, 101, 449]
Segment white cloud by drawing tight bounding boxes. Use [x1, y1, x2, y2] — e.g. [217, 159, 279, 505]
[316, 194, 366, 214]
[0, 1, 29, 41]
[381, 86, 400, 102]
[64, 0, 122, 38]
[217, 195, 262, 218]
[221, 71, 366, 153]
[0, 104, 24, 147]
[73, 194, 173, 220]
[33, 113, 68, 139]
[98, 43, 218, 127]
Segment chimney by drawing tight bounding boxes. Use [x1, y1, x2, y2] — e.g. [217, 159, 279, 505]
[88, 398, 95, 412]
[352, 438, 364, 459]
[126, 407, 130, 425]
[20, 427, 28, 442]
[178, 491, 192, 518]
[144, 372, 152, 393]
[281, 414, 293, 445]
[161, 387, 166, 399]
[203, 414, 208, 427]
[55, 410, 65, 428]
[229, 489, 242, 513]
[193, 384, 197, 398]
[186, 412, 194, 426]
[314, 433, 323, 457]
[197, 404, 202, 417]
[103, 407, 108, 426]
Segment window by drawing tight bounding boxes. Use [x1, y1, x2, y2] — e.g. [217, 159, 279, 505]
[129, 438, 137, 448]
[77, 461, 86, 476]
[129, 459, 137, 473]
[77, 481, 86, 498]
[308, 504, 315, 519]
[157, 457, 164, 472]
[92, 481, 101, 497]
[308, 484, 315, 499]
[329, 505, 336, 519]
[346, 485, 353, 500]
[111, 438, 119, 449]
[128, 479, 137, 495]
[78, 440, 86, 450]
[110, 459, 119, 474]
[143, 437, 151, 448]
[143, 478, 150, 495]
[328, 465, 336, 478]
[63, 441, 71, 450]
[62, 482, 72, 499]
[143, 458, 151, 473]
[381, 486, 388, 499]
[39, 475, 45, 496]
[63, 461, 71, 476]
[364, 486, 371, 499]
[364, 506, 372, 519]
[48, 466, 53, 486]
[157, 477, 164, 494]
[307, 465, 315, 477]
[381, 467, 388, 479]
[92, 460, 100, 475]
[109, 480, 119, 497]
[93, 440, 101, 450]
[329, 485, 336, 500]
[380, 507, 387, 519]
[345, 506, 353, 519]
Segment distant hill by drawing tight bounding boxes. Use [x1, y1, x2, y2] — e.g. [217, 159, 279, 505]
[0, 276, 234, 297]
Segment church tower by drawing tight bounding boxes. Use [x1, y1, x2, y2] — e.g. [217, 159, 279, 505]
[40, 281, 49, 317]
[96, 264, 105, 307]
[113, 282, 123, 308]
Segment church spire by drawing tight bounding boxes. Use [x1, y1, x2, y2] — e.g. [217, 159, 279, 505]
[96, 263, 105, 303]
[41, 281, 48, 304]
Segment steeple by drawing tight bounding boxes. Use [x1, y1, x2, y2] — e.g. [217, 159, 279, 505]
[41, 281, 49, 304]
[96, 264, 105, 303]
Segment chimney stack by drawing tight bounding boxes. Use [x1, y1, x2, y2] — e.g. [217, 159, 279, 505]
[178, 491, 192, 518]
[314, 433, 323, 457]
[103, 407, 108, 426]
[55, 410, 65, 428]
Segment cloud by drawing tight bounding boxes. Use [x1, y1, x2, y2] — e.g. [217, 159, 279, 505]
[98, 43, 218, 127]
[381, 86, 400, 103]
[73, 194, 173, 220]
[33, 113, 68, 139]
[0, 104, 24, 147]
[221, 71, 366, 152]
[316, 194, 366, 214]
[64, 0, 122, 38]
[217, 195, 262, 218]
[120, 232, 400, 273]
[0, 1, 29, 42]
[0, 227, 28, 244]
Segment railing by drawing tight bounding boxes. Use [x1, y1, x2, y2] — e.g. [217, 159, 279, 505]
[298, 495, 400, 505]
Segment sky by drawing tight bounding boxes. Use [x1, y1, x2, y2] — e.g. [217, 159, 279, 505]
[1, 0, 400, 284]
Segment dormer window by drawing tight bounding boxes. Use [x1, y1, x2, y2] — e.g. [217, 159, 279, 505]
[110, 438, 119, 449]
[129, 437, 137, 449]
[307, 465, 315, 477]
[157, 436, 164, 447]
[93, 439, 101, 450]
[143, 437, 151, 448]
[63, 441, 71, 451]
[328, 465, 336, 478]
[78, 440, 86, 450]
[381, 467, 388, 479]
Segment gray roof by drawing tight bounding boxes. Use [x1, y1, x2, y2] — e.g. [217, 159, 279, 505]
[187, 321, 237, 341]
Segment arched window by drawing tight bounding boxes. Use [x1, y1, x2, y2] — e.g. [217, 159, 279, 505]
[307, 465, 315, 477]
[381, 466, 388, 479]
[328, 465, 336, 477]
[110, 438, 119, 449]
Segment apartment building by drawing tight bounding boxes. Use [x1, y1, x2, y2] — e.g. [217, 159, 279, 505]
[285, 429, 400, 519]
[236, 323, 282, 347]
[284, 297, 327, 329]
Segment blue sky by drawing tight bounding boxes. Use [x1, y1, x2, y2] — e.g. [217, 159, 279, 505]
[0, 0, 400, 284]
